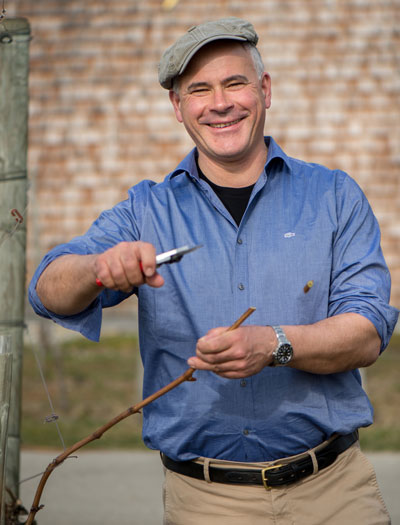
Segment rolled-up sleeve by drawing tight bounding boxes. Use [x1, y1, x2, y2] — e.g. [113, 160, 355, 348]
[328, 172, 399, 351]
[28, 189, 142, 341]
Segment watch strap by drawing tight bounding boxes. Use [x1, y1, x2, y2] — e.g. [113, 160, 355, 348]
[269, 325, 293, 367]
[272, 325, 288, 346]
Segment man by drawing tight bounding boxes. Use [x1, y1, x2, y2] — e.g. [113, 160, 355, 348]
[30, 17, 398, 524]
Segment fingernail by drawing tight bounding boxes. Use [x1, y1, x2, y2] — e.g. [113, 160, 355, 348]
[187, 358, 195, 367]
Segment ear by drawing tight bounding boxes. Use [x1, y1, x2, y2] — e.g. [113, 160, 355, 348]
[169, 90, 183, 123]
[260, 72, 272, 109]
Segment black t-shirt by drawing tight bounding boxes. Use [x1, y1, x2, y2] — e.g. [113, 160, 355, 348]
[197, 164, 255, 226]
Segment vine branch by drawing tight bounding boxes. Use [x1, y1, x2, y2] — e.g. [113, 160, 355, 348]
[25, 307, 255, 525]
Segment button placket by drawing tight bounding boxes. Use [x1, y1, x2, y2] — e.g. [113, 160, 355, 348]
[233, 229, 250, 330]
[236, 234, 246, 291]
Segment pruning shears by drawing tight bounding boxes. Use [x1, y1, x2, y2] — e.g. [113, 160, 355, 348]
[95, 244, 203, 287]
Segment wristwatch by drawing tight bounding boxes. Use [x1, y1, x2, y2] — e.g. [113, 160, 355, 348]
[269, 325, 293, 367]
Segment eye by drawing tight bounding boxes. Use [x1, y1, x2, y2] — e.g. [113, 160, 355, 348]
[190, 87, 209, 95]
[187, 84, 210, 95]
[227, 81, 245, 90]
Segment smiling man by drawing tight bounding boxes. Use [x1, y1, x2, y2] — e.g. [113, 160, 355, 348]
[169, 40, 271, 186]
[30, 17, 398, 524]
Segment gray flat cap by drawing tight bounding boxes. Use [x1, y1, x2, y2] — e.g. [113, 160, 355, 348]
[158, 17, 258, 90]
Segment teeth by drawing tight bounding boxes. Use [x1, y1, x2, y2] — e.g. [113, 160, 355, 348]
[209, 119, 241, 128]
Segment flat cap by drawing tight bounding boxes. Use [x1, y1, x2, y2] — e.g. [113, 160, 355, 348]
[158, 17, 258, 90]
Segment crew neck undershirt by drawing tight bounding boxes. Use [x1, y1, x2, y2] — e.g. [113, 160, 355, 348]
[196, 163, 255, 226]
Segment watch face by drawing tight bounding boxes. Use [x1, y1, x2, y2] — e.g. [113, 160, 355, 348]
[276, 344, 293, 365]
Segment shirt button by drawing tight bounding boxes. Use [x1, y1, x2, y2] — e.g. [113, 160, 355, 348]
[240, 379, 247, 387]
[237, 238, 243, 244]
[243, 429, 250, 436]
[238, 283, 245, 290]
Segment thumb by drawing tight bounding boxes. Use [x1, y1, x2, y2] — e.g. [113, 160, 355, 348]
[145, 273, 165, 288]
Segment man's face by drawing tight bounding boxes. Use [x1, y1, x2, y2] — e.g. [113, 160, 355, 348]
[169, 41, 271, 168]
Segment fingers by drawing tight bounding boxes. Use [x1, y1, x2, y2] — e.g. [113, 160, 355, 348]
[188, 329, 243, 373]
[188, 326, 271, 379]
[188, 355, 245, 377]
[188, 353, 254, 380]
[94, 241, 164, 292]
[197, 327, 229, 353]
[195, 330, 234, 361]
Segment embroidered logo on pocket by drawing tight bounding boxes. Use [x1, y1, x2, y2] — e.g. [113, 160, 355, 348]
[284, 232, 296, 238]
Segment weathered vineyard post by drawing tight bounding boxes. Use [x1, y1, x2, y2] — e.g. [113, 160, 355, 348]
[0, 17, 31, 506]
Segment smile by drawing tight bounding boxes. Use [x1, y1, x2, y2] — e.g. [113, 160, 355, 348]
[208, 118, 242, 129]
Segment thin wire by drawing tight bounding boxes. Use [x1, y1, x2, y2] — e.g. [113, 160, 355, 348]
[27, 328, 66, 451]
[18, 327, 70, 484]
[19, 471, 46, 485]
[19, 455, 78, 485]
[20, 328, 80, 484]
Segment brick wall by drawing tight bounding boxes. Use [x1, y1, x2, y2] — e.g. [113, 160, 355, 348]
[6, 0, 400, 310]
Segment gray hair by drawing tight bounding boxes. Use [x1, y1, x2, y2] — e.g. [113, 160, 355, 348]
[171, 42, 265, 94]
[244, 42, 265, 79]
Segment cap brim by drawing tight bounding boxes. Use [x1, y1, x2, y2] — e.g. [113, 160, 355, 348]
[178, 35, 247, 76]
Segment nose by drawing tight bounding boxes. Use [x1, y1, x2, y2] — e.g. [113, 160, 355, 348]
[211, 87, 233, 113]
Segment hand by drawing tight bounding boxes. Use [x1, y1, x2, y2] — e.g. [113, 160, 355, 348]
[94, 241, 165, 292]
[188, 325, 274, 379]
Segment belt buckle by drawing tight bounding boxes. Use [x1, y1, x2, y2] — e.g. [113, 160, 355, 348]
[261, 464, 283, 490]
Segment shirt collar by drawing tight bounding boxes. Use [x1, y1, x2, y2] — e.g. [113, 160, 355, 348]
[264, 136, 292, 173]
[169, 136, 292, 181]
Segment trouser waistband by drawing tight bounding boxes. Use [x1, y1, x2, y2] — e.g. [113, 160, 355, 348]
[161, 431, 359, 489]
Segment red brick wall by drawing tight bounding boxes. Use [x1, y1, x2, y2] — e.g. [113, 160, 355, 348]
[7, 0, 400, 310]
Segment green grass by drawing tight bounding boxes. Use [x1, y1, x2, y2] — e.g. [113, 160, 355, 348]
[359, 332, 400, 451]
[22, 331, 400, 451]
[22, 334, 146, 451]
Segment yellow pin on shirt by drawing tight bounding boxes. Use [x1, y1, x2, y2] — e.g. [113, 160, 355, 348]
[304, 280, 314, 293]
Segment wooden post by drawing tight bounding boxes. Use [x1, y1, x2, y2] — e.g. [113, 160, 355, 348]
[0, 335, 12, 525]
[0, 17, 31, 501]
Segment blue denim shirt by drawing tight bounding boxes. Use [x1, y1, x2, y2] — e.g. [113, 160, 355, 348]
[29, 137, 398, 461]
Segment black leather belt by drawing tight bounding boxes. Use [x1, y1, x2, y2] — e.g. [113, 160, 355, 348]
[161, 431, 358, 489]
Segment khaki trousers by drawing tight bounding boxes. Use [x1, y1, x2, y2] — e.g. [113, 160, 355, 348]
[162, 443, 390, 525]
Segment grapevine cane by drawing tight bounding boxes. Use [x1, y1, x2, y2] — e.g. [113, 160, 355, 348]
[25, 306, 256, 525]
